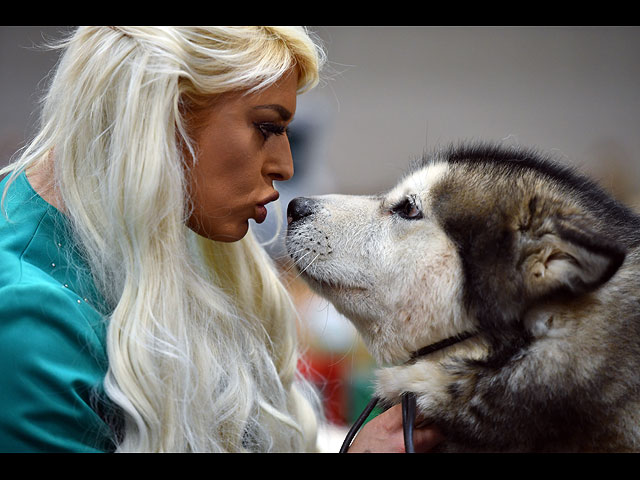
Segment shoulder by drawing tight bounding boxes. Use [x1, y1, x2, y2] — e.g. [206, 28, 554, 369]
[0, 282, 113, 452]
[0, 280, 106, 355]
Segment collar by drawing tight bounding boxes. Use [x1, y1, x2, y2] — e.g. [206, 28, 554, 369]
[408, 330, 477, 363]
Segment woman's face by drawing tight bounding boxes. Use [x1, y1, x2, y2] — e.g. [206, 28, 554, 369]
[185, 70, 298, 242]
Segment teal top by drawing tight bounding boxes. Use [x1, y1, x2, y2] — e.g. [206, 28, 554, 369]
[0, 172, 116, 452]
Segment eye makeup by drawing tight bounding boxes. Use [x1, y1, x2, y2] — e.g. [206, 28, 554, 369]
[254, 121, 290, 140]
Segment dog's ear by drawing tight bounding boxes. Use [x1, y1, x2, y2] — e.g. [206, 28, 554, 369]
[521, 216, 626, 301]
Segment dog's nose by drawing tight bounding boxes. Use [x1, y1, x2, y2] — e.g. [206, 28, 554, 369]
[287, 197, 316, 225]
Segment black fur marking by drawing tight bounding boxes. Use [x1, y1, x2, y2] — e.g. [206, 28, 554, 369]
[428, 141, 640, 247]
[428, 142, 638, 373]
[446, 381, 465, 401]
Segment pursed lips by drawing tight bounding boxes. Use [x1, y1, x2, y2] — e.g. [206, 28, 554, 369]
[258, 190, 280, 207]
[253, 191, 280, 223]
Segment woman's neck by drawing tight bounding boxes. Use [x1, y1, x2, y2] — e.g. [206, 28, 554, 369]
[25, 152, 65, 212]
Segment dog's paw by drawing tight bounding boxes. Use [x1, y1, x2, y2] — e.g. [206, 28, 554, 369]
[375, 361, 450, 409]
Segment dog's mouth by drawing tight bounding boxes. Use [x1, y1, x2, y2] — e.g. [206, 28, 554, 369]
[318, 278, 369, 293]
[296, 268, 369, 294]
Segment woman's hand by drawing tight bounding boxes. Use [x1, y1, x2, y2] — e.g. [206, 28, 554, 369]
[346, 403, 444, 453]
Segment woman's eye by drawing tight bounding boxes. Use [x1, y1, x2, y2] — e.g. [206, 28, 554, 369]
[254, 122, 289, 140]
[392, 197, 423, 220]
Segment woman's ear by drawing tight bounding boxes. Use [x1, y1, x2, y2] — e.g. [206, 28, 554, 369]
[521, 216, 626, 301]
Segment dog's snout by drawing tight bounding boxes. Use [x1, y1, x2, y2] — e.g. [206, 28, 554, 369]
[287, 197, 317, 225]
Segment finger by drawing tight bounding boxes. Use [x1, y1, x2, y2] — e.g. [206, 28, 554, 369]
[411, 425, 445, 452]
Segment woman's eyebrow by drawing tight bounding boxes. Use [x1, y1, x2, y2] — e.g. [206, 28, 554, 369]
[252, 104, 293, 121]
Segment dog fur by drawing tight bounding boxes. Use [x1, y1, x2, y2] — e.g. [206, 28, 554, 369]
[285, 142, 640, 452]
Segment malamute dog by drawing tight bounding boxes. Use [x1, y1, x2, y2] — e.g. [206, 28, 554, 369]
[285, 142, 640, 452]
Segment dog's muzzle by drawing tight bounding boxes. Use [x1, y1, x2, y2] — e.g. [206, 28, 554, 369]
[287, 197, 317, 225]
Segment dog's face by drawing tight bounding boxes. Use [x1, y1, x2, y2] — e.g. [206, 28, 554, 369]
[285, 144, 627, 366]
[285, 163, 466, 364]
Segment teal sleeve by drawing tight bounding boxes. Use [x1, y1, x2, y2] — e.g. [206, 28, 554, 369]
[0, 283, 115, 452]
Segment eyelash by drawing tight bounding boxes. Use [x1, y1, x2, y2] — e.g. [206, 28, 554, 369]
[254, 122, 289, 141]
[391, 196, 423, 220]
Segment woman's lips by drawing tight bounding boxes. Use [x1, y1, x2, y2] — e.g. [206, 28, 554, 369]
[254, 191, 279, 224]
[255, 205, 268, 223]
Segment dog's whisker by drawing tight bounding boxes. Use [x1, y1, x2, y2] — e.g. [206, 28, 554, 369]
[289, 246, 310, 258]
[295, 252, 319, 274]
[293, 253, 320, 280]
[285, 250, 314, 272]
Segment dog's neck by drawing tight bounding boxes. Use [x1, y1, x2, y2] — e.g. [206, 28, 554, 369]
[407, 330, 477, 364]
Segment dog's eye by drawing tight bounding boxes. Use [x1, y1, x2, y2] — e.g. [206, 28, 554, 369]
[392, 197, 423, 220]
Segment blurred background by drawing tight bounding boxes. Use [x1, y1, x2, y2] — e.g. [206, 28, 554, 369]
[3, 26, 640, 451]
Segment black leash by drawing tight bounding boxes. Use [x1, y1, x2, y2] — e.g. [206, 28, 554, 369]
[339, 396, 380, 453]
[339, 331, 476, 453]
[401, 392, 417, 453]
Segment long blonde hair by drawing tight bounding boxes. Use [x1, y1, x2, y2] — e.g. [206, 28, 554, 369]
[1, 26, 325, 452]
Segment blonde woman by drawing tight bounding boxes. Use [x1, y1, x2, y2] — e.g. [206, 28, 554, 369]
[0, 26, 442, 453]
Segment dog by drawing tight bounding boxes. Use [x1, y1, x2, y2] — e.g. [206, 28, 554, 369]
[285, 142, 640, 452]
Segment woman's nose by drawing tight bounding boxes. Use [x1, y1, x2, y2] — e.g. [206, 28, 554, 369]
[265, 141, 294, 182]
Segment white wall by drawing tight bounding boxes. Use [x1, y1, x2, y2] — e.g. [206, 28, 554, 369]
[3, 26, 640, 205]
[300, 26, 640, 205]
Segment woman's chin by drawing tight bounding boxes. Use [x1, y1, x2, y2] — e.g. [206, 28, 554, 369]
[187, 219, 249, 243]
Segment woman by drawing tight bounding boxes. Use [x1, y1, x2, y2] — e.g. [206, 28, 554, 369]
[0, 26, 441, 453]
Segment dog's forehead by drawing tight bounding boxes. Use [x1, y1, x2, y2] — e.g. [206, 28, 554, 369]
[387, 161, 450, 202]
